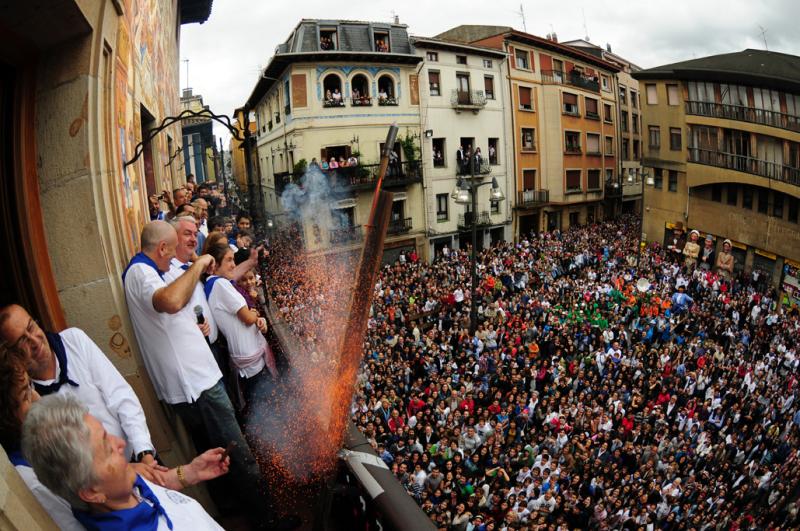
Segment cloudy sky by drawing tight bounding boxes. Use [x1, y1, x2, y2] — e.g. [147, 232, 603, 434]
[180, 0, 800, 140]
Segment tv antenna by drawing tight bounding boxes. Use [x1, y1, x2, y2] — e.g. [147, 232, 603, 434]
[514, 4, 527, 32]
[758, 25, 769, 50]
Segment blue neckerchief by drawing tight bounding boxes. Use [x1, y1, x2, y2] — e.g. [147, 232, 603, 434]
[34, 332, 80, 396]
[122, 253, 164, 283]
[180, 264, 190, 271]
[72, 475, 173, 531]
[8, 450, 30, 467]
[203, 275, 235, 300]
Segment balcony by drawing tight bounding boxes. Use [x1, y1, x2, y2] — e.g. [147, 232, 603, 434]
[565, 144, 582, 155]
[450, 89, 487, 112]
[350, 97, 372, 107]
[387, 217, 412, 235]
[688, 147, 800, 187]
[457, 210, 491, 230]
[323, 98, 346, 108]
[517, 189, 550, 207]
[541, 69, 600, 92]
[685, 101, 800, 134]
[456, 158, 492, 176]
[377, 96, 398, 106]
[329, 225, 363, 245]
[277, 160, 423, 196]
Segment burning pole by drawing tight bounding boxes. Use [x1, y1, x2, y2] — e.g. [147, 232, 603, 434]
[325, 124, 398, 446]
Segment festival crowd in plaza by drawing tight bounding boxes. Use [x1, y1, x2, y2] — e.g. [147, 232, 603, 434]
[344, 215, 800, 530]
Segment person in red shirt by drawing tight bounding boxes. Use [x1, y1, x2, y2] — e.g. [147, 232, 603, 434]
[406, 393, 425, 417]
[459, 393, 475, 415]
[388, 409, 405, 433]
[656, 390, 671, 406]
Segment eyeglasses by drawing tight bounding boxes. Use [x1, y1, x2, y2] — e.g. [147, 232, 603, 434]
[7, 318, 39, 355]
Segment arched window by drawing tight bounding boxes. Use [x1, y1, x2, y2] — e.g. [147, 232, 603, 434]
[351, 74, 371, 106]
[322, 74, 344, 107]
[377, 75, 397, 106]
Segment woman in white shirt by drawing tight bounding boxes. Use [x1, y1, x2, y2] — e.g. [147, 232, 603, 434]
[204, 241, 275, 408]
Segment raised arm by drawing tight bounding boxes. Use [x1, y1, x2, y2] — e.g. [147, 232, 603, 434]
[153, 255, 214, 314]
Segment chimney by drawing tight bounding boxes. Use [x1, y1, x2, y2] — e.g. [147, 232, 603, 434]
[606, 43, 612, 52]
[551, 32, 558, 43]
[182, 87, 193, 99]
[394, 15, 399, 24]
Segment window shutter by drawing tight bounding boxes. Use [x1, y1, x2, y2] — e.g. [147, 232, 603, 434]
[519, 87, 532, 107]
[563, 92, 578, 105]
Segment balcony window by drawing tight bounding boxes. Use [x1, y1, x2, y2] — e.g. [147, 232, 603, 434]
[587, 169, 601, 190]
[518, 86, 533, 110]
[619, 85, 627, 105]
[436, 193, 449, 221]
[523, 169, 536, 190]
[633, 139, 640, 159]
[622, 139, 629, 159]
[727, 184, 738, 205]
[565, 131, 581, 153]
[428, 70, 441, 96]
[773, 193, 784, 218]
[668, 170, 678, 192]
[374, 31, 390, 52]
[515, 49, 529, 70]
[649, 126, 661, 149]
[758, 189, 769, 214]
[320, 28, 338, 50]
[631, 91, 638, 109]
[585, 97, 599, 119]
[484, 76, 495, 99]
[432, 138, 446, 167]
[456, 55, 467, 65]
[563, 92, 579, 115]
[604, 103, 613, 123]
[667, 84, 680, 106]
[632, 114, 639, 134]
[426, 51, 438, 61]
[351, 74, 371, 106]
[323, 74, 344, 107]
[488, 138, 499, 164]
[742, 185, 754, 209]
[605, 136, 614, 155]
[670, 128, 682, 150]
[586, 133, 600, 155]
[483, 59, 493, 68]
[566, 170, 582, 192]
[654, 168, 663, 189]
[378, 75, 397, 105]
[601, 75, 610, 91]
[455, 73, 471, 104]
[646, 84, 658, 105]
[521, 128, 536, 151]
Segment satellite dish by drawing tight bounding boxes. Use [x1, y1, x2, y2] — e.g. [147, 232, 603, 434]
[636, 278, 651, 293]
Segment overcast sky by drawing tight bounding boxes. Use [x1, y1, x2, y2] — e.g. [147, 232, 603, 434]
[180, 0, 800, 141]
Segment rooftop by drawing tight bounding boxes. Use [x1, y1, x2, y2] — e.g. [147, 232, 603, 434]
[633, 49, 800, 93]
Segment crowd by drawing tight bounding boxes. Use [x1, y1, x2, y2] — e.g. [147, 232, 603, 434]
[344, 215, 800, 530]
[0, 182, 300, 530]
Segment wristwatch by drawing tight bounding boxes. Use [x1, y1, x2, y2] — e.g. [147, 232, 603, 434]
[136, 450, 155, 462]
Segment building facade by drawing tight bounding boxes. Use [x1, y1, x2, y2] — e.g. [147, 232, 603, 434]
[244, 19, 425, 260]
[634, 49, 800, 288]
[0, 0, 212, 526]
[181, 87, 217, 183]
[436, 26, 620, 236]
[412, 37, 512, 258]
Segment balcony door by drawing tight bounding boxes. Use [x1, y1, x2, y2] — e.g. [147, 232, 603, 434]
[456, 73, 470, 104]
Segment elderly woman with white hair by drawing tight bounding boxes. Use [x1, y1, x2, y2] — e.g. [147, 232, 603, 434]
[22, 394, 229, 530]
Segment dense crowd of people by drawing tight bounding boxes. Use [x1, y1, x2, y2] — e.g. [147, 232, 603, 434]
[345, 215, 800, 530]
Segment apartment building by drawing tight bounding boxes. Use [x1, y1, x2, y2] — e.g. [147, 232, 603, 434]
[243, 19, 425, 259]
[634, 49, 800, 290]
[436, 26, 620, 236]
[412, 37, 512, 257]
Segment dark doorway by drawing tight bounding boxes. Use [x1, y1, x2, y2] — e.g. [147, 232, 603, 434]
[140, 104, 157, 197]
[519, 214, 539, 237]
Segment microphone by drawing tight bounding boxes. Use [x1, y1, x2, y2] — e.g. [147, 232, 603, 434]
[194, 305, 205, 325]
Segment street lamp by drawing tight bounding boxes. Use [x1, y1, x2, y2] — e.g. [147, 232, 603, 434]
[451, 160, 505, 334]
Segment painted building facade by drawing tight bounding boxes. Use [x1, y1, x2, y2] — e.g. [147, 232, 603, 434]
[412, 37, 513, 258]
[634, 49, 800, 287]
[245, 19, 426, 260]
[0, 0, 212, 526]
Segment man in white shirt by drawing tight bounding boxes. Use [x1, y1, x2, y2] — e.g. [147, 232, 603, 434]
[0, 304, 156, 465]
[123, 221, 296, 529]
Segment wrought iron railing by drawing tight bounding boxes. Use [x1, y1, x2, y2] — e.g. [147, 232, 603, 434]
[350, 97, 372, 106]
[450, 89, 487, 109]
[323, 98, 346, 108]
[456, 158, 492, 176]
[377, 96, 398, 106]
[688, 147, 800, 187]
[276, 161, 423, 195]
[457, 210, 491, 229]
[329, 224, 363, 244]
[541, 69, 600, 92]
[517, 189, 549, 206]
[685, 101, 800, 134]
[387, 217, 412, 235]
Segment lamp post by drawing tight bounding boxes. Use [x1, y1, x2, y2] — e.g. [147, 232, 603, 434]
[451, 155, 505, 334]
[636, 170, 655, 269]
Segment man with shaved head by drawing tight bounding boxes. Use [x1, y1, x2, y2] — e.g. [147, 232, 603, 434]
[123, 221, 290, 529]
